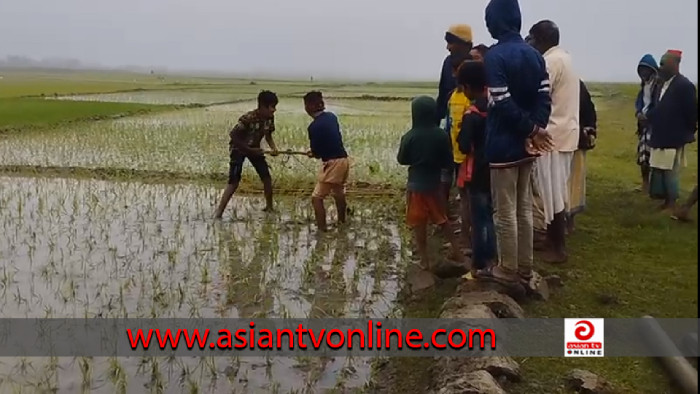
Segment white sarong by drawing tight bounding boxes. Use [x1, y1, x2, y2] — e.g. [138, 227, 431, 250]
[534, 151, 574, 225]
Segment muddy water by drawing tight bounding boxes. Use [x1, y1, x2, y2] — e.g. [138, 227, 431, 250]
[0, 176, 408, 393]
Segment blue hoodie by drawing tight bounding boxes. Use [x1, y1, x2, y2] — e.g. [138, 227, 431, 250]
[483, 0, 552, 167]
[634, 54, 659, 115]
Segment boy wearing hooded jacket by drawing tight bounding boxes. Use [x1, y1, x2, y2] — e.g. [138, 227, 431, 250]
[635, 54, 659, 193]
[398, 96, 463, 271]
[476, 0, 553, 287]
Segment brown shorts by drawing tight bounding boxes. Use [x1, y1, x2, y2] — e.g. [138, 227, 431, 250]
[312, 157, 350, 198]
[405, 190, 448, 228]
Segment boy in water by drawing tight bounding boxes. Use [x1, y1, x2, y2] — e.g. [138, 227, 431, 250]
[456, 60, 497, 277]
[214, 90, 279, 218]
[398, 96, 463, 271]
[304, 91, 350, 232]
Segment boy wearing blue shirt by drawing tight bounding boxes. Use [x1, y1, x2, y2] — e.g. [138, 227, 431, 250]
[304, 91, 350, 232]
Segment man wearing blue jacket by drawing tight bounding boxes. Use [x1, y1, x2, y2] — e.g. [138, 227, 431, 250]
[436, 24, 473, 125]
[647, 50, 698, 211]
[476, 0, 554, 288]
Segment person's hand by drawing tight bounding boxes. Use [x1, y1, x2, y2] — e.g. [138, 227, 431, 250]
[525, 138, 540, 155]
[531, 128, 555, 152]
[270, 149, 280, 157]
[637, 112, 647, 121]
[584, 127, 597, 137]
[306, 150, 315, 158]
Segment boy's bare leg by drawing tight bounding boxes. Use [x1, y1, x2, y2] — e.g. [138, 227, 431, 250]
[262, 177, 274, 211]
[440, 222, 463, 263]
[566, 213, 576, 234]
[440, 183, 451, 217]
[672, 185, 697, 221]
[333, 191, 347, 224]
[459, 188, 471, 245]
[214, 183, 239, 219]
[312, 197, 328, 231]
[640, 165, 650, 193]
[414, 224, 430, 269]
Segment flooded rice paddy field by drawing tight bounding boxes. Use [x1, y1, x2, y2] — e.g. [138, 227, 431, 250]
[50, 91, 256, 105]
[0, 176, 408, 392]
[0, 98, 411, 187]
[46, 83, 435, 106]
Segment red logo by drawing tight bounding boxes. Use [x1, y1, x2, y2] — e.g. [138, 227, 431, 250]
[574, 320, 595, 341]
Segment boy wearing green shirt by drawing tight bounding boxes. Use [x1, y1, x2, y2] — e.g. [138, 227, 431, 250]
[398, 96, 463, 270]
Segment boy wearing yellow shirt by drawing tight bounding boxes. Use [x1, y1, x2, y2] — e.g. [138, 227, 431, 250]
[445, 53, 472, 244]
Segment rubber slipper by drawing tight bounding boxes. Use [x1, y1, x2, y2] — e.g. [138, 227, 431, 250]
[477, 266, 519, 287]
[518, 273, 533, 286]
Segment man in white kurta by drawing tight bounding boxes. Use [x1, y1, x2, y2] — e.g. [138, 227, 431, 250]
[526, 20, 580, 263]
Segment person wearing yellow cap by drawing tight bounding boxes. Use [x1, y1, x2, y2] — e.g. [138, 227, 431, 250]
[436, 24, 474, 247]
[436, 24, 474, 125]
[647, 49, 698, 212]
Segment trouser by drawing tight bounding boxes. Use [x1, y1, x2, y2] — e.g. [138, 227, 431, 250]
[531, 163, 546, 232]
[650, 148, 683, 202]
[567, 150, 587, 216]
[490, 162, 534, 275]
[469, 188, 497, 270]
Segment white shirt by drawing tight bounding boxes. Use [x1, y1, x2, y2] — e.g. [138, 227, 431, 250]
[659, 75, 676, 101]
[642, 82, 653, 114]
[543, 46, 580, 152]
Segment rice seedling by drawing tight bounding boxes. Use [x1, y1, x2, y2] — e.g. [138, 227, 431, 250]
[0, 97, 411, 190]
[4, 175, 405, 390]
[78, 356, 92, 393]
[0, 79, 420, 392]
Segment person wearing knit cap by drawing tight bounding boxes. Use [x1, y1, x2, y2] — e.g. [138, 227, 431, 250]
[647, 49, 698, 211]
[436, 24, 473, 124]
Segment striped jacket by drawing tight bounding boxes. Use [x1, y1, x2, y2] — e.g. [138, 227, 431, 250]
[483, 0, 552, 167]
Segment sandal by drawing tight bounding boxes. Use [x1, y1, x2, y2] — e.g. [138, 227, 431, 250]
[476, 265, 520, 287]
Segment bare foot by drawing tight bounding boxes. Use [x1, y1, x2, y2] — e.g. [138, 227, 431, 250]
[671, 208, 692, 222]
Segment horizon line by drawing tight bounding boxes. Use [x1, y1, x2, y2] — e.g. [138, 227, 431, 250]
[0, 64, 655, 85]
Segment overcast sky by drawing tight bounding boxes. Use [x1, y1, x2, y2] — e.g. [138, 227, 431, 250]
[1, 0, 697, 82]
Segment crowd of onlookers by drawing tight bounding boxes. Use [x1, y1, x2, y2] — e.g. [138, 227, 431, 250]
[211, 0, 697, 290]
[397, 0, 697, 291]
[634, 52, 698, 221]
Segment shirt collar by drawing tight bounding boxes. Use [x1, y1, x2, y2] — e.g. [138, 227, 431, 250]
[543, 45, 560, 57]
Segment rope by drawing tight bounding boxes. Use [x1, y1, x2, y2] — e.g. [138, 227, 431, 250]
[264, 149, 363, 194]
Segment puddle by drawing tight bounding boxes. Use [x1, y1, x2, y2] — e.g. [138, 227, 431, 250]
[0, 176, 408, 392]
